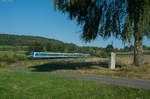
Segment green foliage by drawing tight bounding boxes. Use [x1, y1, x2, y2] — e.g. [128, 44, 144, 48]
[27, 42, 107, 57]
[99, 51, 109, 58]
[120, 45, 134, 52]
[119, 45, 150, 52]
[143, 45, 150, 50]
[0, 46, 28, 51]
[53, 0, 150, 65]
[0, 34, 64, 46]
[54, 0, 150, 42]
[0, 54, 16, 63]
[105, 44, 114, 53]
[0, 52, 27, 63]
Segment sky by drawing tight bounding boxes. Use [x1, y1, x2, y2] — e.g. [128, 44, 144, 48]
[0, 0, 150, 48]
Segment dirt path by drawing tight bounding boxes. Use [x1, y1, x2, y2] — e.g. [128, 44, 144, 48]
[12, 67, 150, 90]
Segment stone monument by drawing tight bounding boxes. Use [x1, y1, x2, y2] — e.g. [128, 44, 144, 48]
[108, 52, 116, 69]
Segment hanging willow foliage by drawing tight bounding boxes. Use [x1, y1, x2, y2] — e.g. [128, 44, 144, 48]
[53, 0, 150, 43]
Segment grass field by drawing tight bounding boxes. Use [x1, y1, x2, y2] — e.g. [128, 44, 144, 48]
[20, 57, 150, 81]
[0, 69, 150, 99]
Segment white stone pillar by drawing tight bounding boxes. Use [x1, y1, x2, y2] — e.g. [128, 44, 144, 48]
[108, 52, 116, 69]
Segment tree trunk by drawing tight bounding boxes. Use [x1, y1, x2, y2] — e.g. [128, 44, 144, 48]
[134, 38, 144, 66]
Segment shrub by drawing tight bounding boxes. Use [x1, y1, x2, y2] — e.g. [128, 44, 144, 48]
[2, 54, 16, 63]
[99, 51, 109, 58]
[15, 54, 27, 61]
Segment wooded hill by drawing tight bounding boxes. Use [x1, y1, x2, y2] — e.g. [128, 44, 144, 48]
[0, 34, 65, 46]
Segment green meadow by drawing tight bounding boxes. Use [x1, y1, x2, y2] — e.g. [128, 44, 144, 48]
[0, 69, 150, 99]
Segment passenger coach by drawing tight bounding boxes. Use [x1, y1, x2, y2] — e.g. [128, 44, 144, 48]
[30, 52, 90, 59]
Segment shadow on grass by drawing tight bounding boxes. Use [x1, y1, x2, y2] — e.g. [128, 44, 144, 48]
[28, 61, 122, 72]
[28, 61, 107, 72]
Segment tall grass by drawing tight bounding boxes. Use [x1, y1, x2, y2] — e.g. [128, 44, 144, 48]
[0, 52, 28, 63]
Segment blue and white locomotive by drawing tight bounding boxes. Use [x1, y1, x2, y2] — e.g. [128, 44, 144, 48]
[30, 52, 90, 59]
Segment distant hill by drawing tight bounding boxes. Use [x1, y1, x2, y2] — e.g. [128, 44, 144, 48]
[0, 34, 65, 46]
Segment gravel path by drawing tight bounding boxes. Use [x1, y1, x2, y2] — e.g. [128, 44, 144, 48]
[12, 67, 150, 90]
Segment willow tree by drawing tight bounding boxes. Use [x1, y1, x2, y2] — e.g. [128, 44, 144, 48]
[53, 0, 150, 66]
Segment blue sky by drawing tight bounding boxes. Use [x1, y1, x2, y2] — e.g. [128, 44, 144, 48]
[0, 0, 149, 48]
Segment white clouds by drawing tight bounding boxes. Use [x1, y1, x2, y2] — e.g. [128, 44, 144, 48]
[0, 0, 13, 2]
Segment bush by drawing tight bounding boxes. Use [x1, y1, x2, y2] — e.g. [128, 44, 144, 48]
[0, 62, 8, 68]
[0, 53, 28, 63]
[15, 54, 27, 61]
[99, 51, 109, 58]
[2, 54, 16, 63]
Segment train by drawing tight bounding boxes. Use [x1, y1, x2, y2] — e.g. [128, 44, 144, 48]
[30, 52, 90, 59]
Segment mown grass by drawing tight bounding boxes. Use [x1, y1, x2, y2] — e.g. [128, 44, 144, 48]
[0, 69, 150, 99]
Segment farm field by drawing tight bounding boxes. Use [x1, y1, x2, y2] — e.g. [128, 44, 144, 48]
[0, 69, 150, 99]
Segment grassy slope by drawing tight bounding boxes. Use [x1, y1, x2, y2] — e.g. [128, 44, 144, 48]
[0, 69, 150, 99]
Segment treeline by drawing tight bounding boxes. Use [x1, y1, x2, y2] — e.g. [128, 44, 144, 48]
[0, 34, 150, 58]
[27, 42, 150, 57]
[119, 45, 150, 52]
[27, 42, 125, 58]
[27, 42, 109, 57]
